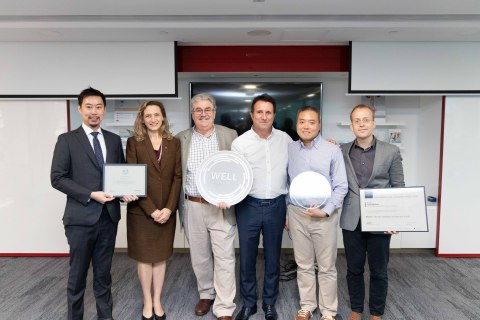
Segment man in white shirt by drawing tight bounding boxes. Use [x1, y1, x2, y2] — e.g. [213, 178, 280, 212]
[232, 93, 292, 320]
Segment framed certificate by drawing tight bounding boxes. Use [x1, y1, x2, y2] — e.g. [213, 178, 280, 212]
[103, 164, 147, 197]
[360, 187, 428, 232]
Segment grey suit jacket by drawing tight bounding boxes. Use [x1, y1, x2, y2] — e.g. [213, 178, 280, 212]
[175, 124, 238, 227]
[51, 126, 125, 226]
[340, 139, 405, 231]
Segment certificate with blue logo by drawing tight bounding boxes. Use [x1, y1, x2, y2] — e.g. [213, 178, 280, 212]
[360, 187, 428, 232]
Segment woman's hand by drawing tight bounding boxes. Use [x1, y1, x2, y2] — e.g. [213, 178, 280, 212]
[152, 208, 172, 224]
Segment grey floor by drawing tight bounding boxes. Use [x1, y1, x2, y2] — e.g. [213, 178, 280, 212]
[0, 251, 479, 320]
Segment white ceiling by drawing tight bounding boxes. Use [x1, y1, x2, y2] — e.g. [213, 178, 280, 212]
[1, 0, 480, 44]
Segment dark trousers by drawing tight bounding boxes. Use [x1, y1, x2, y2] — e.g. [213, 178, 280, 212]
[64, 207, 118, 320]
[342, 222, 391, 316]
[236, 195, 286, 307]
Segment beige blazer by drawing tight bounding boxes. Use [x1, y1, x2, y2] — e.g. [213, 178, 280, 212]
[175, 124, 238, 227]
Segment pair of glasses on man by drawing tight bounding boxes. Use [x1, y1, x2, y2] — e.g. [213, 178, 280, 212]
[192, 108, 214, 115]
[352, 118, 373, 125]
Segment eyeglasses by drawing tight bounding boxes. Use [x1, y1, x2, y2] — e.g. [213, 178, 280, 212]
[193, 108, 214, 115]
[352, 118, 373, 125]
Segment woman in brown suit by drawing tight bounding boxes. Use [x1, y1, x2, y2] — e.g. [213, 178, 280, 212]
[126, 101, 182, 320]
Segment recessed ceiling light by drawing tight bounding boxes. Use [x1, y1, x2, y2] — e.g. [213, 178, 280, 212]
[247, 30, 271, 37]
[307, 93, 315, 97]
[244, 84, 257, 89]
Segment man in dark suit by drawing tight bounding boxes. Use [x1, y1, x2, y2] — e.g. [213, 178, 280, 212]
[340, 104, 405, 320]
[51, 87, 137, 320]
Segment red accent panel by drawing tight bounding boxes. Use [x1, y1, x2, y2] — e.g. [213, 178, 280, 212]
[435, 96, 446, 256]
[0, 253, 69, 257]
[436, 254, 480, 258]
[178, 45, 349, 72]
[67, 100, 71, 132]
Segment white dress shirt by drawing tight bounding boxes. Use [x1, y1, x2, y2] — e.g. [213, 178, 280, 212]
[232, 127, 292, 199]
[82, 123, 107, 162]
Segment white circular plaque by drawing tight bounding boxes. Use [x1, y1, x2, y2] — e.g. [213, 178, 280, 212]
[196, 151, 253, 206]
[289, 171, 331, 209]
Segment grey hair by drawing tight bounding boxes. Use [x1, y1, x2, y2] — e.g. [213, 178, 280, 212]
[190, 93, 216, 112]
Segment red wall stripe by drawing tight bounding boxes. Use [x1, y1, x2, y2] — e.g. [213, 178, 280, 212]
[178, 45, 349, 72]
[0, 253, 69, 257]
[435, 96, 446, 256]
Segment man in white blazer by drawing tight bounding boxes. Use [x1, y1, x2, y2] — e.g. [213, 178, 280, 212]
[340, 104, 405, 320]
[176, 93, 238, 320]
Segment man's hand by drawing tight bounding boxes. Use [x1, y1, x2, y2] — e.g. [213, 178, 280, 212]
[90, 191, 115, 204]
[325, 137, 340, 146]
[384, 231, 399, 235]
[217, 201, 230, 209]
[302, 205, 328, 218]
[121, 195, 139, 203]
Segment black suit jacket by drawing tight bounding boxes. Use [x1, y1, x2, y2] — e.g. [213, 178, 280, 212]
[51, 126, 125, 226]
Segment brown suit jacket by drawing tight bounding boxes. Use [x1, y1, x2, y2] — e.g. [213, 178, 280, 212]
[126, 136, 182, 216]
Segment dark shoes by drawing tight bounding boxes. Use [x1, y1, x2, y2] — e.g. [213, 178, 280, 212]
[262, 304, 277, 320]
[141, 308, 166, 320]
[195, 299, 215, 316]
[235, 306, 258, 320]
[154, 312, 166, 320]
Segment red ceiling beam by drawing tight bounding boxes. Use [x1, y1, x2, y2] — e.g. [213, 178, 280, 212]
[178, 45, 349, 72]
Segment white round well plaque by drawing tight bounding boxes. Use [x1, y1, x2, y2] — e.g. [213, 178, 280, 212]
[196, 151, 253, 206]
[289, 171, 331, 209]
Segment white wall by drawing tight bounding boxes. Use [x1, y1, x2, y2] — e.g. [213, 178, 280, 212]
[438, 96, 480, 255]
[350, 42, 480, 93]
[0, 101, 69, 254]
[0, 42, 176, 97]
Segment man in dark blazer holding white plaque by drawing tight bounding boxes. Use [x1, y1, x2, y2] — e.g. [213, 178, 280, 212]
[340, 104, 404, 320]
[51, 87, 136, 320]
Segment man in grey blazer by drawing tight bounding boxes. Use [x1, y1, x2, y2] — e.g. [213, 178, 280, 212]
[176, 93, 238, 320]
[51, 87, 137, 320]
[340, 104, 404, 320]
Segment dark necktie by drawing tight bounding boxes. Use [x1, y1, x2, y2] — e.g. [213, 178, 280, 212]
[91, 132, 105, 170]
